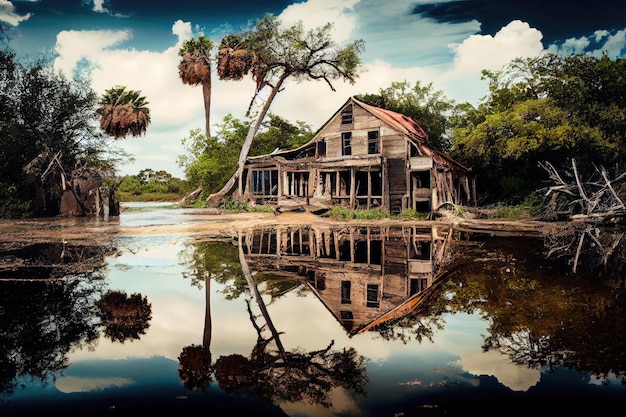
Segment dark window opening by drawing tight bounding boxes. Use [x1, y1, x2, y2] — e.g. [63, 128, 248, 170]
[252, 170, 278, 195]
[413, 170, 431, 189]
[338, 239, 351, 261]
[354, 240, 367, 263]
[366, 284, 379, 308]
[410, 278, 428, 295]
[341, 280, 351, 304]
[370, 240, 382, 264]
[368, 130, 379, 154]
[355, 171, 368, 196]
[318, 139, 326, 157]
[371, 171, 382, 195]
[410, 240, 431, 260]
[341, 104, 353, 124]
[342, 132, 352, 156]
[415, 200, 430, 212]
[340, 310, 354, 331]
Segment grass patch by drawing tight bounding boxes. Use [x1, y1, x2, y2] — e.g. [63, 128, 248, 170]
[327, 206, 390, 220]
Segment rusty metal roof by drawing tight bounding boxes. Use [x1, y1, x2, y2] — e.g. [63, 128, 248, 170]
[352, 97, 429, 141]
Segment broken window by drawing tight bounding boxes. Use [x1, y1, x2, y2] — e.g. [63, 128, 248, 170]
[368, 130, 379, 154]
[341, 280, 351, 304]
[341, 104, 353, 124]
[366, 284, 380, 308]
[342, 132, 352, 156]
[251, 169, 278, 196]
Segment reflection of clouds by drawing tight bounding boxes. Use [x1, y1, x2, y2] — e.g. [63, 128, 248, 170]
[55, 376, 134, 393]
[435, 314, 540, 391]
[281, 387, 360, 417]
[457, 350, 540, 391]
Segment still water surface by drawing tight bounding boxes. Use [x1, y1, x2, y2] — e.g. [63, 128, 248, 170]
[1, 202, 625, 416]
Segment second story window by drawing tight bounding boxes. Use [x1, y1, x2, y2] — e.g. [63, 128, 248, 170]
[368, 130, 380, 154]
[341, 104, 353, 125]
[342, 132, 352, 156]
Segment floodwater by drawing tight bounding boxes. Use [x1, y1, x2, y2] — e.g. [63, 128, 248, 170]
[1, 202, 625, 416]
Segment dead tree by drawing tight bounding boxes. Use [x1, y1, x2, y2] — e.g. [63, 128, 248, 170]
[540, 159, 626, 272]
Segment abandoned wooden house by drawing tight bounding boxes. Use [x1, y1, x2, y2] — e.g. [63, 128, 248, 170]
[240, 96, 476, 214]
[240, 223, 453, 336]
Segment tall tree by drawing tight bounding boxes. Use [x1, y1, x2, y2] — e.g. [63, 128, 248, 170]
[178, 36, 214, 138]
[97, 86, 151, 139]
[206, 14, 364, 207]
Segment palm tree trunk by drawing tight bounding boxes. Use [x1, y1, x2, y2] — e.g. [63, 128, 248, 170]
[203, 274, 212, 347]
[206, 74, 288, 207]
[202, 79, 211, 139]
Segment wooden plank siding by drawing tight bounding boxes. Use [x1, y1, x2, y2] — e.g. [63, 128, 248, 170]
[240, 96, 476, 214]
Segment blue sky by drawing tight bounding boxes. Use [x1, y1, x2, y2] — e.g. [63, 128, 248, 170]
[2, 0, 625, 178]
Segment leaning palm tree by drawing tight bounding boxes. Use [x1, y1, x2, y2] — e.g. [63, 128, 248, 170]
[206, 15, 364, 207]
[97, 86, 151, 139]
[178, 35, 213, 138]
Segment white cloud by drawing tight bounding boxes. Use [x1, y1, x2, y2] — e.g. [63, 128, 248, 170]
[591, 28, 626, 58]
[450, 20, 544, 74]
[92, 0, 108, 14]
[0, 0, 30, 26]
[279, 0, 359, 43]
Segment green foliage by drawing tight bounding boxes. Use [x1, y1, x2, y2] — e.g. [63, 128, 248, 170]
[178, 113, 313, 196]
[0, 49, 115, 218]
[397, 209, 429, 221]
[356, 80, 456, 152]
[117, 170, 189, 201]
[327, 206, 390, 220]
[450, 53, 626, 205]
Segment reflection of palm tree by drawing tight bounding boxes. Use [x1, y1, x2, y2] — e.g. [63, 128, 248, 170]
[177, 241, 244, 390]
[95, 290, 152, 343]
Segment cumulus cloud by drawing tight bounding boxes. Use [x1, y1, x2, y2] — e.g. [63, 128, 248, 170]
[450, 20, 544, 73]
[0, 0, 30, 26]
[279, 0, 358, 43]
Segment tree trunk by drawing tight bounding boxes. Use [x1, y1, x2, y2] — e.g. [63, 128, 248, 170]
[202, 79, 211, 139]
[203, 275, 212, 347]
[237, 232, 287, 360]
[206, 74, 288, 208]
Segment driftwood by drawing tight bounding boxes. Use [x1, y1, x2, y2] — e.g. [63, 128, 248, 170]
[540, 159, 626, 223]
[539, 159, 626, 272]
[178, 186, 202, 207]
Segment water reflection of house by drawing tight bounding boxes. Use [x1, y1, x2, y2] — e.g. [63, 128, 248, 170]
[241, 224, 451, 336]
[240, 96, 475, 215]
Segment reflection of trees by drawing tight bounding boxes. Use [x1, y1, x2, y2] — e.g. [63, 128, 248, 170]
[443, 236, 626, 382]
[176, 240, 245, 391]
[95, 290, 152, 343]
[0, 274, 104, 397]
[211, 236, 368, 408]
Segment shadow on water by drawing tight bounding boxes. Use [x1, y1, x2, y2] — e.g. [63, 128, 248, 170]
[1, 210, 626, 415]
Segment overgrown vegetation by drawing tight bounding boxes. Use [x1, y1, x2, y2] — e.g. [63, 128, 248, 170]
[116, 169, 189, 202]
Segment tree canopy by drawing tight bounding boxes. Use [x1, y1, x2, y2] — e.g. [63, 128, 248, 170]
[0, 50, 112, 217]
[449, 53, 626, 204]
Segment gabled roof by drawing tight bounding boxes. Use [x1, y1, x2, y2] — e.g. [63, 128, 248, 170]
[351, 97, 429, 141]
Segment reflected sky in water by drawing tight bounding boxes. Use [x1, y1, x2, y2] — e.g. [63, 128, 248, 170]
[1, 203, 625, 416]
